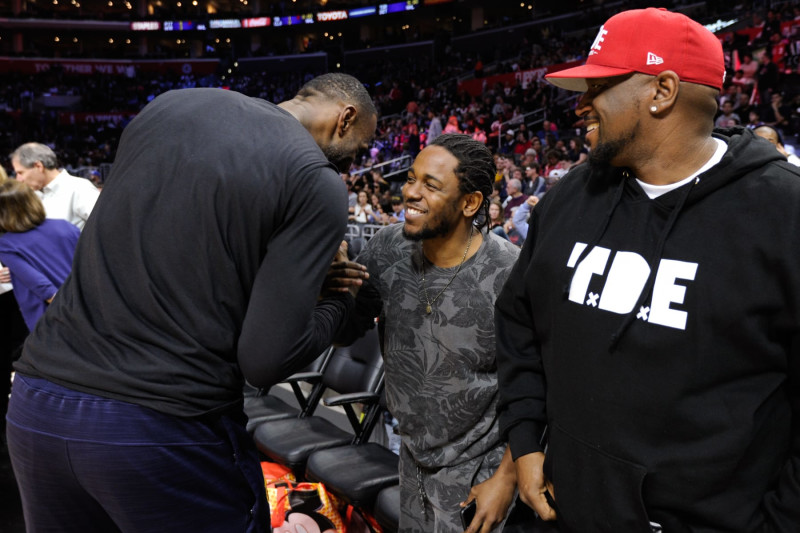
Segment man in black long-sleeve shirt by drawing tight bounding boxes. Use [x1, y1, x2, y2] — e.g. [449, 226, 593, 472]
[6, 74, 376, 532]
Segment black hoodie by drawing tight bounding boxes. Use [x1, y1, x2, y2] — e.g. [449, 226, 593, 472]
[495, 128, 800, 532]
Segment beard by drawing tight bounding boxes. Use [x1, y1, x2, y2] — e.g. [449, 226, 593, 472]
[585, 125, 640, 193]
[321, 144, 354, 173]
[402, 203, 460, 242]
[588, 121, 639, 176]
[588, 122, 639, 186]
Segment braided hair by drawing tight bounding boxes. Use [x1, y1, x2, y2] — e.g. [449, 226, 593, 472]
[429, 133, 495, 230]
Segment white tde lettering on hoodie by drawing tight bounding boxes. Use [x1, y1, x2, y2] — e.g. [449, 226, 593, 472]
[649, 259, 697, 329]
[567, 243, 698, 331]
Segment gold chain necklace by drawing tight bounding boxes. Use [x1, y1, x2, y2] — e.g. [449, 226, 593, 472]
[419, 226, 474, 315]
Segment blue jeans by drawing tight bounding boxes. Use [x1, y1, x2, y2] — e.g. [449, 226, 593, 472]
[6, 375, 269, 533]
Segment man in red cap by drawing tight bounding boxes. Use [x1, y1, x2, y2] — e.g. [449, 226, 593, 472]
[495, 8, 800, 532]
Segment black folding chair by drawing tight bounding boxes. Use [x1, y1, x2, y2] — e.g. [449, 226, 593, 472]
[243, 345, 334, 434]
[253, 327, 384, 478]
[304, 390, 399, 511]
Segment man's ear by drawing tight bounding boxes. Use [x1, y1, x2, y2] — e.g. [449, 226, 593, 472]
[462, 191, 484, 217]
[649, 70, 680, 115]
[337, 104, 359, 138]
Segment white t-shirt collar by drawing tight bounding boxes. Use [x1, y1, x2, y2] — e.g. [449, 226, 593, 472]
[636, 138, 727, 199]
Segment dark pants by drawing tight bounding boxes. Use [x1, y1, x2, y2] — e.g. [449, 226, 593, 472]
[6, 375, 269, 533]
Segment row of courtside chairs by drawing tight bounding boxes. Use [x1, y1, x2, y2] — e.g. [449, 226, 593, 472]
[243, 326, 400, 532]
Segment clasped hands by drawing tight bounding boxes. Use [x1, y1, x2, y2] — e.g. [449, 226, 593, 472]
[321, 240, 369, 298]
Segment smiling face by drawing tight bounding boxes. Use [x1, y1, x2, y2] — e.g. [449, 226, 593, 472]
[576, 74, 642, 170]
[401, 145, 464, 241]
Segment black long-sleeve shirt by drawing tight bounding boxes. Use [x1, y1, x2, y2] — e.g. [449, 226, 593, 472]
[16, 88, 351, 418]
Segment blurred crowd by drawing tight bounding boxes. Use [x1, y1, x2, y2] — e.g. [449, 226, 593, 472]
[2, 2, 800, 196]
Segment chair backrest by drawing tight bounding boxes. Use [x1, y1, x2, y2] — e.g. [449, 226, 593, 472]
[322, 327, 384, 399]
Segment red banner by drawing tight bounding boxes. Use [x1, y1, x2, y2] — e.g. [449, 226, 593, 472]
[0, 57, 220, 76]
[458, 59, 583, 96]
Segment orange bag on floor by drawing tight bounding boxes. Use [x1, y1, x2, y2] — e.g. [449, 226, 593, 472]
[261, 461, 295, 484]
[265, 476, 345, 533]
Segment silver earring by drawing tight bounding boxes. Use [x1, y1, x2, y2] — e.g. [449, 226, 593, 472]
[650, 106, 658, 113]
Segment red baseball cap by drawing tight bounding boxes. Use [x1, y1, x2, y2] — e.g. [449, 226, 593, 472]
[546, 8, 724, 92]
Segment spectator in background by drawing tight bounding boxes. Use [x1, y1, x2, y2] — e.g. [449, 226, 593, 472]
[499, 130, 516, 157]
[0, 180, 79, 331]
[343, 172, 358, 208]
[427, 109, 443, 144]
[761, 92, 790, 129]
[755, 125, 800, 165]
[10, 143, 100, 231]
[388, 196, 405, 223]
[566, 136, 589, 166]
[758, 53, 780, 104]
[535, 119, 558, 143]
[769, 31, 790, 72]
[512, 131, 533, 164]
[740, 53, 760, 85]
[718, 84, 739, 108]
[406, 121, 421, 157]
[350, 190, 376, 224]
[369, 192, 386, 223]
[510, 194, 539, 242]
[0, 170, 29, 445]
[545, 168, 568, 192]
[522, 163, 547, 198]
[715, 100, 742, 128]
[492, 96, 508, 118]
[543, 148, 570, 176]
[489, 198, 509, 240]
[501, 177, 528, 246]
[732, 91, 754, 121]
[444, 115, 461, 134]
[471, 125, 488, 145]
[747, 109, 764, 128]
[731, 69, 755, 92]
[520, 148, 538, 169]
[530, 138, 544, 162]
[763, 9, 783, 42]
